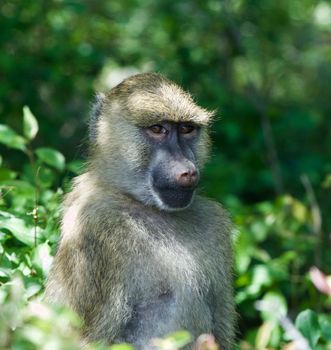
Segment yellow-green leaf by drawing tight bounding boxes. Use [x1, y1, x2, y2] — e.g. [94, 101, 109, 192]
[0, 124, 26, 151]
[35, 147, 65, 171]
[23, 106, 39, 141]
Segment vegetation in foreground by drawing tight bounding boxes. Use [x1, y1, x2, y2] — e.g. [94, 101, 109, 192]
[0, 109, 330, 349]
[1, 1, 331, 347]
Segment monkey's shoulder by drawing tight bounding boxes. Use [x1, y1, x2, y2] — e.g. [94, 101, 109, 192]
[190, 195, 232, 226]
[62, 173, 127, 214]
[61, 175, 232, 246]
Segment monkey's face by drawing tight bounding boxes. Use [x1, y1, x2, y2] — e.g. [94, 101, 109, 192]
[91, 73, 213, 211]
[144, 121, 200, 211]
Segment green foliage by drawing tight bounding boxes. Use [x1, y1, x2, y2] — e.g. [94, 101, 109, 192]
[232, 192, 331, 349]
[35, 148, 66, 172]
[23, 106, 39, 142]
[151, 331, 193, 349]
[0, 111, 330, 349]
[0, 276, 82, 350]
[295, 309, 321, 348]
[0, 124, 27, 151]
[1, 0, 331, 348]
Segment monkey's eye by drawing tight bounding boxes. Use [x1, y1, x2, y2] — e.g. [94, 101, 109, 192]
[148, 124, 167, 134]
[179, 124, 195, 134]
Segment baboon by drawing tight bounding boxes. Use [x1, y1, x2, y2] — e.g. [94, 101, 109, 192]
[46, 73, 236, 349]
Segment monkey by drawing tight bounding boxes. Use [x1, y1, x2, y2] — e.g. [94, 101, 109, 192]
[45, 73, 236, 349]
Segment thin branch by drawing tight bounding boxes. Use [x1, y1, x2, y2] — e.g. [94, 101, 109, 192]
[260, 110, 284, 195]
[301, 174, 322, 268]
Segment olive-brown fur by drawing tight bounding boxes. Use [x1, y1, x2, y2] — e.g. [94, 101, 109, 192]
[45, 73, 235, 349]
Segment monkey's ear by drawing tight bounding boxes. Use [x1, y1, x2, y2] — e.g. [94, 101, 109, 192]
[89, 93, 105, 141]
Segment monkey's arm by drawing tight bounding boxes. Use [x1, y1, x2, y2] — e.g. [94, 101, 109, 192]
[209, 204, 236, 350]
[210, 283, 236, 350]
[45, 211, 132, 344]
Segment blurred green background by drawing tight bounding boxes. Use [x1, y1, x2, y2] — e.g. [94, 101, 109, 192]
[1, 1, 331, 349]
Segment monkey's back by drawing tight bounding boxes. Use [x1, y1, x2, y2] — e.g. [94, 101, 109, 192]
[45, 172, 235, 349]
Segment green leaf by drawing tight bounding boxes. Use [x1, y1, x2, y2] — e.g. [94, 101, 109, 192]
[247, 265, 273, 296]
[35, 148, 65, 171]
[32, 242, 53, 276]
[23, 106, 39, 141]
[256, 321, 276, 349]
[152, 331, 193, 350]
[0, 124, 27, 151]
[164, 331, 193, 347]
[0, 180, 35, 210]
[0, 214, 40, 246]
[67, 160, 85, 175]
[38, 166, 56, 188]
[0, 168, 17, 181]
[319, 314, 331, 341]
[259, 292, 287, 322]
[295, 309, 321, 348]
[109, 344, 135, 350]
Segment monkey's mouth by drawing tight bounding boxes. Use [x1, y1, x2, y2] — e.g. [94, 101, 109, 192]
[153, 185, 195, 210]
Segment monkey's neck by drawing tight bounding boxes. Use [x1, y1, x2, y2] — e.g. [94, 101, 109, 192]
[78, 170, 152, 211]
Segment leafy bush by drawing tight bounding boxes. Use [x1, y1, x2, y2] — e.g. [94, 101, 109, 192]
[231, 196, 331, 349]
[1, 1, 331, 348]
[1, 110, 330, 349]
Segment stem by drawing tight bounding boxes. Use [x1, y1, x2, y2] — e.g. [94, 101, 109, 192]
[260, 111, 284, 195]
[301, 174, 322, 268]
[25, 147, 40, 247]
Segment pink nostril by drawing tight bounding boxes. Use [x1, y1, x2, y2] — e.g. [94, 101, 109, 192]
[177, 170, 198, 187]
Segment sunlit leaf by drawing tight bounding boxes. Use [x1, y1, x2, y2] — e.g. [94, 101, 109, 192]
[23, 106, 39, 141]
[295, 309, 321, 348]
[0, 124, 26, 151]
[35, 148, 65, 171]
[319, 314, 331, 341]
[38, 166, 57, 188]
[258, 292, 287, 322]
[234, 229, 253, 274]
[256, 321, 274, 349]
[0, 168, 17, 181]
[109, 344, 135, 350]
[67, 160, 85, 175]
[0, 214, 41, 246]
[32, 242, 53, 276]
[322, 174, 331, 188]
[151, 330, 193, 350]
[247, 265, 273, 296]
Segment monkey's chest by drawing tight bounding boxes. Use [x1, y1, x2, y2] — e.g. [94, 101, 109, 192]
[121, 237, 214, 345]
[129, 234, 212, 316]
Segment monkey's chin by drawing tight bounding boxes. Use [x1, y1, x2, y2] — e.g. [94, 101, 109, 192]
[151, 187, 195, 211]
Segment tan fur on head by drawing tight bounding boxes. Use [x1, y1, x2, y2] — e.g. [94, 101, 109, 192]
[89, 72, 214, 182]
[85, 72, 216, 208]
[102, 73, 215, 126]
